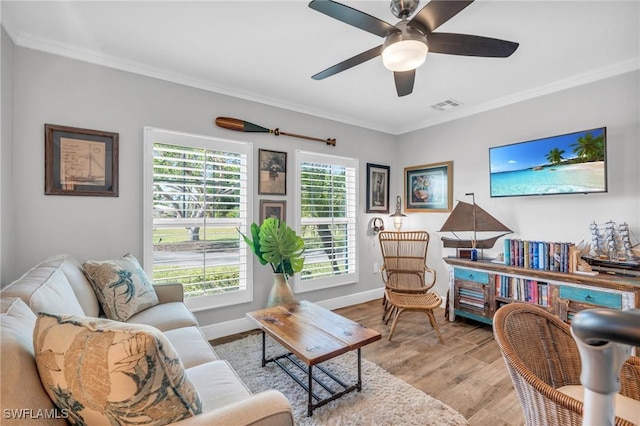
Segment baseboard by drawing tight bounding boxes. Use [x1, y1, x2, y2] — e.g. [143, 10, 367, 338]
[201, 287, 384, 340]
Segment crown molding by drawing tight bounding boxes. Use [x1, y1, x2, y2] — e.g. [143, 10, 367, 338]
[7, 27, 639, 136]
[9, 29, 393, 133]
[395, 58, 640, 135]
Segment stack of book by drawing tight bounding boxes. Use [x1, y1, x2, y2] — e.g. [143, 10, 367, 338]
[495, 275, 550, 306]
[503, 239, 575, 272]
[458, 288, 485, 311]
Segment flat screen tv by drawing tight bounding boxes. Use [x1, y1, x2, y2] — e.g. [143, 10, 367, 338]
[489, 127, 607, 197]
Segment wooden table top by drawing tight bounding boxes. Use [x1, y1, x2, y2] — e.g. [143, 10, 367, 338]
[246, 300, 381, 365]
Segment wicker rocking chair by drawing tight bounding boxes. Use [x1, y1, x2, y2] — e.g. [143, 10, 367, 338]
[378, 231, 443, 343]
[493, 303, 640, 426]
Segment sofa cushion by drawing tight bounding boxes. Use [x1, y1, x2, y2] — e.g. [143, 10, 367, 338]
[1, 258, 86, 316]
[1, 298, 67, 425]
[186, 361, 252, 411]
[83, 253, 159, 321]
[164, 326, 219, 368]
[34, 313, 203, 425]
[127, 302, 198, 331]
[56, 254, 101, 317]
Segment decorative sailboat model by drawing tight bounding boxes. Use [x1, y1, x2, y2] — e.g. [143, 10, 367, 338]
[439, 193, 513, 250]
[577, 220, 640, 273]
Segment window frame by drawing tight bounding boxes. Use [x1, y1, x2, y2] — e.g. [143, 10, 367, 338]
[143, 127, 253, 311]
[292, 150, 359, 293]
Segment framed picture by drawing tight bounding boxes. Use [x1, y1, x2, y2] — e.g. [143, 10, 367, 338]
[260, 200, 286, 224]
[366, 163, 390, 213]
[45, 124, 119, 196]
[404, 161, 453, 212]
[258, 149, 287, 195]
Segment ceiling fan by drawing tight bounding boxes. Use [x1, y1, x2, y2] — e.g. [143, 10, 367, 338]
[308, 0, 519, 97]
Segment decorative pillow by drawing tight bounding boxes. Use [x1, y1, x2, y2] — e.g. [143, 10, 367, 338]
[33, 313, 202, 425]
[83, 253, 159, 321]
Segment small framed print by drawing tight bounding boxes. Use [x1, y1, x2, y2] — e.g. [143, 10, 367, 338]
[260, 200, 286, 224]
[45, 124, 119, 196]
[404, 161, 453, 212]
[366, 163, 390, 213]
[258, 149, 287, 195]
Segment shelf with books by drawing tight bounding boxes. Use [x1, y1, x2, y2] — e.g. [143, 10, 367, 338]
[444, 257, 640, 325]
[494, 275, 552, 307]
[452, 267, 492, 324]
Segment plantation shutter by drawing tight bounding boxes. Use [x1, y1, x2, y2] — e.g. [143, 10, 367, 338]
[144, 128, 252, 310]
[293, 150, 358, 292]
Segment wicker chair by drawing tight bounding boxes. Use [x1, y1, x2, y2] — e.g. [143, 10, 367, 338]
[493, 303, 640, 426]
[378, 231, 443, 343]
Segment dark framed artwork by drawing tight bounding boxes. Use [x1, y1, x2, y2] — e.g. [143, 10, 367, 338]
[45, 124, 119, 196]
[366, 163, 390, 213]
[404, 161, 453, 212]
[258, 149, 287, 195]
[260, 200, 286, 224]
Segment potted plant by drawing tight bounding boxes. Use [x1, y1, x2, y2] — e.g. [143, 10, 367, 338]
[239, 217, 305, 307]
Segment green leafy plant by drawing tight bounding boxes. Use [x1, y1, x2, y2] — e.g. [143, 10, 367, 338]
[239, 217, 305, 279]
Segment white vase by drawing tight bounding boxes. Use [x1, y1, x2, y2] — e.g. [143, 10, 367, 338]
[266, 273, 296, 307]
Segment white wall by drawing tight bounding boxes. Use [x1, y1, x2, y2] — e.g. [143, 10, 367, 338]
[1, 26, 14, 284]
[6, 46, 397, 326]
[397, 71, 640, 295]
[3, 43, 639, 329]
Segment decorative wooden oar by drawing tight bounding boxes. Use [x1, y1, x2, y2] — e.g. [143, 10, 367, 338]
[215, 117, 336, 146]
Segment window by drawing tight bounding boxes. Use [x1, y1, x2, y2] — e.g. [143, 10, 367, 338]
[143, 128, 252, 311]
[293, 150, 358, 293]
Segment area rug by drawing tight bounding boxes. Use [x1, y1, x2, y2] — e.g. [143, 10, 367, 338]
[213, 333, 468, 426]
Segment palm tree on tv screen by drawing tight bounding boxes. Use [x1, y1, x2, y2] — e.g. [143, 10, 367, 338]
[570, 133, 605, 162]
[545, 148, 565, 165]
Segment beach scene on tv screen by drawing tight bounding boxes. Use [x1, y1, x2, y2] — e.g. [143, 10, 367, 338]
[490, 128, 606, 197]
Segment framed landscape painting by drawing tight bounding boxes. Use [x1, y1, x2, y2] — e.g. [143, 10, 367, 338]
[404, 161, 453, 212]
[366, 163, 390, 213]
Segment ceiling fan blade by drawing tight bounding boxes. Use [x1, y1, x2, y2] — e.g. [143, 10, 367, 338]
[394, 70, 415, 97]
[309, 0, 399, 38]
[410, 0, 474, 34]
[428, 32, 519, 57]
[312, 45, 382, 80]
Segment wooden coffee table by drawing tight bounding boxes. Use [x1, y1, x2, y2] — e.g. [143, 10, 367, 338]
[246, 300, 381, 416]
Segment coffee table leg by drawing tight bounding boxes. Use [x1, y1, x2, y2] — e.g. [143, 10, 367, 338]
[357, 348, 362, 392]
[261, 331, 266, 367]
[308, 365, 314, 416]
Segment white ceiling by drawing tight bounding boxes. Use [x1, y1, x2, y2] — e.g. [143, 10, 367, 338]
[2, 1, 639, 135]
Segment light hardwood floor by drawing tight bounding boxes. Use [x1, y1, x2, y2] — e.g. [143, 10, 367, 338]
[210, 299, 525, 426]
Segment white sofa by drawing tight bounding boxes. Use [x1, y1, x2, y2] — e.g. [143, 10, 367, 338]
[1, 254, 293, 425]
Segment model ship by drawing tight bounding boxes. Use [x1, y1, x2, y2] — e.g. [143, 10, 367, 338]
[439, 193, 513, 249]
[578, 220, 640, 272]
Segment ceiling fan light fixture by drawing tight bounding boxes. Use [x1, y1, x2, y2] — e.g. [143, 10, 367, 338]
[382, 23, 428, 72]
[309, 0, 519, 97]
[382, 39, 428, 71]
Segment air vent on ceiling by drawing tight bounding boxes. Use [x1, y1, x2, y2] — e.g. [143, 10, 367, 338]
[430, 99, 463, 111]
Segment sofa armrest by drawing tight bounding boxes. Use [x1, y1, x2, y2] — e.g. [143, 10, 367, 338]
[153, 283, 184, 304]
[169, 390, 293, 426]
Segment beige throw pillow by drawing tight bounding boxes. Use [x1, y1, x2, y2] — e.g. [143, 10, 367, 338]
[33, 313, 202, 425]
[83, 253, 159, 321]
